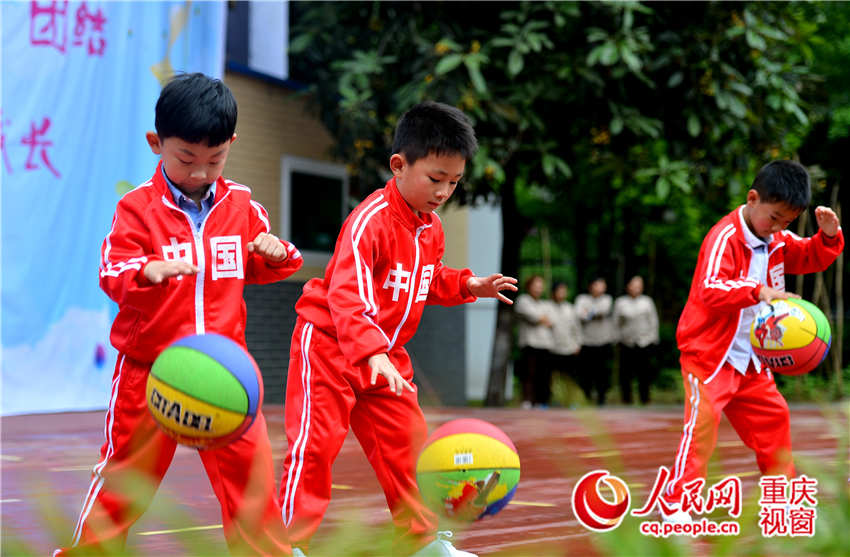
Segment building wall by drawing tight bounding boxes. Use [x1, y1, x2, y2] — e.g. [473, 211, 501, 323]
[223, 70, 333, 280]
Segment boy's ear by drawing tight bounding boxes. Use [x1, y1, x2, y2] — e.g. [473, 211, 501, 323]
[389, 153, 406, 176]
[146, 132, 162, 155]
[230, 133, 237, 144]
[746, 189, 760, 205]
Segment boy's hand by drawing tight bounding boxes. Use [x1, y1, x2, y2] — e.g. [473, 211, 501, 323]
[247, 232, 288, 262]
[814, 206, 840, 237]
[466, 274, 518, 304]
[143, 260, 198, 284]
[759, 286, 801, 303]
[367, 353, 415, 396]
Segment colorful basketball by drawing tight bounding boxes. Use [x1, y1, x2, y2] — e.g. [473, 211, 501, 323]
[416, 418, 520, 521]
[146, 333, 262, 449]
[750, 299, 831, 376]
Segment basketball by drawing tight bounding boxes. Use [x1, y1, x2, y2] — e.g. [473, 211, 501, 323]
[750, 298, 831, 376]
[146, 333, 263, 449]
[416, 418, 520, 521]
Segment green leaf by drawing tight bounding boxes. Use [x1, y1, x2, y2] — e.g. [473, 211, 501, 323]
[288, 33, 313, 54]
[491, 37, 516, 48]
[465, 57, 488, 93]
[655, 176, 671, 199]
[746, 30, 767, 51]
[599, 41, 619, 65]
[435, 54, 464, 75]
[727, 95, 748, 118]
[667, 72, 683, 87]
[610, 116, 624, 135]
[508, 49, 524, 76]
[766, 94, 782, 110]
[687, 114, 700, 137]
[623, 8, 634, 30]
[621, 48, 641, 72]
[436, 38, 462, 52]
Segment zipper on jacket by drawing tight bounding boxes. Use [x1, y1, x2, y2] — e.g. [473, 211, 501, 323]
[388, 224, 431, 348]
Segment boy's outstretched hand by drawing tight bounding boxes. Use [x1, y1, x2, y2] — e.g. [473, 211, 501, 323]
[368, 353, 415, 396]
[247, 232, 288, 262]
[814, 206, 840, 237]
[467, 274, 518, 304]
[143, 259, 198, 284]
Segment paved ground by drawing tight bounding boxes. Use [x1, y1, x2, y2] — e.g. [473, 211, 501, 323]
[2, 403, 847, 556]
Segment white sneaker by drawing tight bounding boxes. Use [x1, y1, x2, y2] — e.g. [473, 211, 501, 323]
[660, 504, 693, 524]
[411, 531, 477, 557]
[292, 548, 307, 557]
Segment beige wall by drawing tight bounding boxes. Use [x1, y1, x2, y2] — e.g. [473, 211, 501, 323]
[436, 203, 469, 270]
[223, 71, 334, 279]
[222, 70, 470, 278]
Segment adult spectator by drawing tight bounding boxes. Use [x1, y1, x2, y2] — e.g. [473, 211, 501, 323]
[546, 281, 582, 397]
[514, 275, 554, 408]
[575, 277, 616, 405]
[614, 275, 660, 404]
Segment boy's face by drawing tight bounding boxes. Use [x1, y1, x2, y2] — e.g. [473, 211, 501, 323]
[744, 189, 802, 239]
[390, 152, 466, 215]
[146, 132, 236, 194]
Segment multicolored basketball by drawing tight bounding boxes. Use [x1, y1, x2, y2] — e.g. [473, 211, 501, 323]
[146, 333, 262, 449]
[416, 418, 520, 521]
[750, 298, 831, 376]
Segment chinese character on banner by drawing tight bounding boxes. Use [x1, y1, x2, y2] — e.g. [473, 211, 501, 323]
[22, 118, 61, 178]
[72, 1, 107, 56]
[30, 0, 69, 53]
[1, 111, 13, 174]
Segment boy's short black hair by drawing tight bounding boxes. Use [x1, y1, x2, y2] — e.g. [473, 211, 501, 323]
[155, 73, 237, 146]
[751, 160, 811, 210]
[392, 101, 478, 165]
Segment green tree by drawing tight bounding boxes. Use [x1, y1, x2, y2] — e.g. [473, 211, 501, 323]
[288, 1, 820, 404]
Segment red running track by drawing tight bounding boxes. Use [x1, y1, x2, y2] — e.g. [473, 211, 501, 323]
[2, 404, 847, 556]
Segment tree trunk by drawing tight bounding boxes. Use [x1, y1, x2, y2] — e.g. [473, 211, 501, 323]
[485, 175, 527, 406]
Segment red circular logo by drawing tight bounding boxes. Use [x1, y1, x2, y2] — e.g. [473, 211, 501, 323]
[571, 470, 630, 531]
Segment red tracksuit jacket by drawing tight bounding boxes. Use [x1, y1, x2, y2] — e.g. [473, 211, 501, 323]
[99, 162, 303, 361]
[677, 206, 843, 381]
[295, 176, 476, 365]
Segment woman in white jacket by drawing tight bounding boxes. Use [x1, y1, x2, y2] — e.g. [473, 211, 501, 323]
[575, 277, 616, 405]
[613, 275, 660, 404]
[514, 275, 554, 408]
[546, 282, 582, 393]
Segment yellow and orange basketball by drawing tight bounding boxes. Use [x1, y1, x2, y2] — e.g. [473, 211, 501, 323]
[750, 299, 831, 376]
[416, 418, 520, 521]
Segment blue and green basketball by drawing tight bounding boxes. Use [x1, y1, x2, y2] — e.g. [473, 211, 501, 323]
[146, 333, 262, 449]
[416, 418, 520, 521]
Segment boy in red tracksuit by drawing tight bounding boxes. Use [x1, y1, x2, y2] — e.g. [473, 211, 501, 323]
[660, 160, 843, 522]
[279, 102, 517, 557]
[57, 73, 300, 556]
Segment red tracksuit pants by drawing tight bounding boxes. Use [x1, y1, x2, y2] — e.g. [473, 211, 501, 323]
[60, 354, 291, 556]
[663, 361, 794, 505]
[279, 319, 438, 551]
